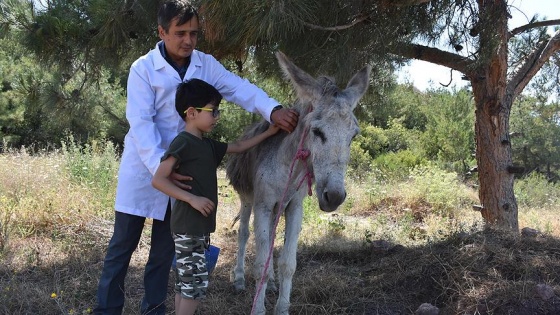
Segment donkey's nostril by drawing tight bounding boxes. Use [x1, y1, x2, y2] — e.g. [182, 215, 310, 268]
[323, 190, 346, 207]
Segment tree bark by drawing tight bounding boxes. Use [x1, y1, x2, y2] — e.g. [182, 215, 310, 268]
[471, 84, 518, 230]
[470, 0, 518, 230]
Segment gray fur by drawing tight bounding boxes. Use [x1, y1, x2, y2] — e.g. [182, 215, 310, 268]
[226, 51, 371, 315]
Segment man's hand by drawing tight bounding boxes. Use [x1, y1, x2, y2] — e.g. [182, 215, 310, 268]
[170, 172, 192, 190]
[271, 108, 299, 133]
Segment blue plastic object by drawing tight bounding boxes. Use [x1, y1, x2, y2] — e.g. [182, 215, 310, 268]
[205, 245, 220, 274]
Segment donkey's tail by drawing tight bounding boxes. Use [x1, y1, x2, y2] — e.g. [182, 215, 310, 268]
[230, 212, 241, 228]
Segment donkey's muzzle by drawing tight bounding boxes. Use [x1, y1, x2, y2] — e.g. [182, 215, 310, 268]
[319, 189, 347, 212]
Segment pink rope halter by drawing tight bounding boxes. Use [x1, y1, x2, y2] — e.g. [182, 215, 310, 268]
[250, 113, 314, 315]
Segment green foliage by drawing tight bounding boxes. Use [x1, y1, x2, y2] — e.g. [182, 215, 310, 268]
[419, 88, 475, 174]
[207, 56, 295, 143]
[348, 141, 374, 179]
[515, 172, 560, 208]
[510, 96, 560, 181]
[201, 0, 459, 80]
[374, 84, 428, 130]
[24, 0, 158, 74]
[354, 119, 421, 157]
[0, 29, 37, 146]
[372, 149, 426, 181]
[405, 164, 474, 217]
[61, 136, 119, 188]
[349, 85, 478, 182]
[0, 22, 128, 149]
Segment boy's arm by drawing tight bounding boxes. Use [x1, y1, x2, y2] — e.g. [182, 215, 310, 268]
[152, 157, 215, 217]
[227, 124, 280, 154]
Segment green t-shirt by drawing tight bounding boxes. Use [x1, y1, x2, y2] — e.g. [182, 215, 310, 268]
[162, 131, 227, 235]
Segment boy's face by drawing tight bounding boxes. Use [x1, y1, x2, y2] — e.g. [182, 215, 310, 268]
[158, 17, 199, 66]
[191, 104, 220, 133]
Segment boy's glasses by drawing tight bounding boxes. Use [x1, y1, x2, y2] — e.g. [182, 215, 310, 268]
[185, 107, 221, 118]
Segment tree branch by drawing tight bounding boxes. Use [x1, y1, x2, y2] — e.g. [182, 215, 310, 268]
[509, 19, 560, 38]
[304, 14, 370, 31]
[303, 0, 431, 31]
[508, 30, 560, 98]
[392, 43, 474, 75]
[378, 0, 431, 9]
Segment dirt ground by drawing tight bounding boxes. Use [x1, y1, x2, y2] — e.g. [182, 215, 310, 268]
[2, 220, 560, 314]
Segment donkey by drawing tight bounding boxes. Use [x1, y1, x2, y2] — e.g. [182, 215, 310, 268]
[226, 51, 371, 315]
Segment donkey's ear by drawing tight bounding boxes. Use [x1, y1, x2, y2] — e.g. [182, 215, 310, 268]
[344, 65, 372, 110]
[276, 51, 322, 102]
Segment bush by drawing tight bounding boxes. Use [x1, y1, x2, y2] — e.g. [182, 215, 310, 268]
[515, 172, 560, 208]
[348, 141, 374, 179]
[404, 164, 476, 217]
[371, 150, 426, 181]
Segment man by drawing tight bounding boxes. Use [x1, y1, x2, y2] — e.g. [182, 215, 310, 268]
[93, 1, 298, 314]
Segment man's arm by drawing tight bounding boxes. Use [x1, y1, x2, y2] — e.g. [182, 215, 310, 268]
[199, 53, 299, 133]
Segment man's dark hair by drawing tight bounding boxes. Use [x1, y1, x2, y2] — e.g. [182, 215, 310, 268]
[158, 0, 199, 32]
[176, 79, 223, 119]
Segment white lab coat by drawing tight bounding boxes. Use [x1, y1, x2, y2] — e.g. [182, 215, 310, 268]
[114, 42, 279, 220]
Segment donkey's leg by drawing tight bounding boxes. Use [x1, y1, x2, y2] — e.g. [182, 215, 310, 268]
[251, 202, 274, 315]
[266, 203, 278, 293]
[231, 195, 252, 292]
[274, 202, 304, 315]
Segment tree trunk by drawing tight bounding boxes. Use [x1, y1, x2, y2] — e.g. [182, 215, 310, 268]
[470, 0, 518, 231]
[472, 85, 518, 230]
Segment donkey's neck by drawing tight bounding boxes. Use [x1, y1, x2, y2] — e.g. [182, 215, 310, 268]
[278, 104, 313, 171]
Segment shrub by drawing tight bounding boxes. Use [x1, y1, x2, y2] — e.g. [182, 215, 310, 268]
[515, 172, 560, 208]
[405, 164, 477, 217]
[372, 150, 426, 181]
[348, 141, 374, 179]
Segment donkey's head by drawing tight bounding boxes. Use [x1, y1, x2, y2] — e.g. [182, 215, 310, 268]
[276, 52, 371, 212]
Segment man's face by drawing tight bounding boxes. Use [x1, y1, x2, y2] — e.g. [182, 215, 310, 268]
[158, 17, 199, 66]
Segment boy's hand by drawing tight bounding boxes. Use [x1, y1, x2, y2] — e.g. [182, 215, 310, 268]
[189, 196, 215, 217]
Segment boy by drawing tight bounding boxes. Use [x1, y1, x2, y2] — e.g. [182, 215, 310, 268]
[151, 78, 279, 315]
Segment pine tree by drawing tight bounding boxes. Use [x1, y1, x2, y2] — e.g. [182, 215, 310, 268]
[201, 0, 560, 230]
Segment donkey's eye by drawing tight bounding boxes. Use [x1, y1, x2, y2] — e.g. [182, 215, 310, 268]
[312, 128, 326, 144]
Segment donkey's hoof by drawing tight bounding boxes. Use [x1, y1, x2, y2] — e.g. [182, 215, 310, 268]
[232, 279, 246, 292]
[274, 304, 290, 315]
[266, 280, 278, 293]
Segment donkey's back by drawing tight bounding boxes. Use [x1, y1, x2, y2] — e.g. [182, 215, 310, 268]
[226, 119, 288, 197]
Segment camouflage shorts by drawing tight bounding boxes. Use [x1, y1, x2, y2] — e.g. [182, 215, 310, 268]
[173, 234, 209, 300]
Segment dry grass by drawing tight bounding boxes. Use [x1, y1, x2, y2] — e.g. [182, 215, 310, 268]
[1, 151, 560, 315]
